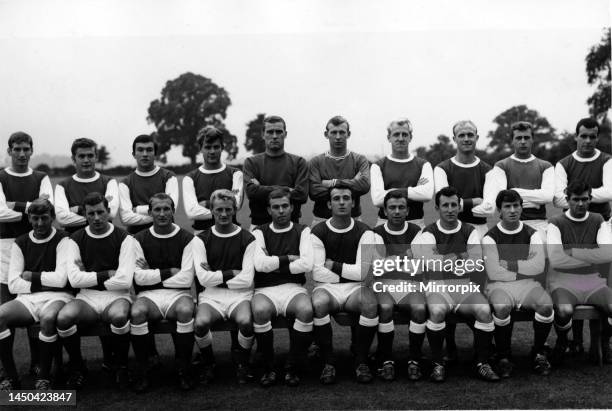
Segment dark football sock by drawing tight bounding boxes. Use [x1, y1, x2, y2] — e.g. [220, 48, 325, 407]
[427, 323, 445, 363]
[287, 328, 311, 368]
[255, 330, 274, 368]
[474, 329, 493, 364]
[355, 323, 377, 365]
[494, 323, 513, 358]
[409, 331, 425, 360]
[174, 332, 194, 369]
[131, 333, 150, 366]
[533, 320, 552, 353]
[0, 331, 17, 380]
[376, 330, 394, 363]
[313, 322, 334, 365]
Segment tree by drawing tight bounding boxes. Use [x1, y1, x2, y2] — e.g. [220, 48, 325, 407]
[486, 105, 556, 159]
[586, 28, 611, 120]
[415, 135, 456, 167]
[147, 72, 238, 165]
[34, 163, 51, 174]
[98, 145, 110, 169]
[244, 113, 267, 154]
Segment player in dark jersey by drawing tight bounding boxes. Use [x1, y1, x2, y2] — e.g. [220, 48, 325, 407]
[0, 199, 71, 390]
[193, 189, 256, 384]
[371, 118, 433, 228]
[55, 138, 119, 233]
[311, 185, 378, 384]
[415, 186, 499, 382]
[119, 134, 179, 234]
[372, 190, 425, 381]
[482, 190, 553, 377]
[547, 180, 612, 364]
[252, 188, 313, 387]
[244, 116, 308, 229]
[309, 116, 371, 226]
[183, 126, 243, 234]
[130, 193, 196, 392]
[0, 132, 53, 378]
[56, 192, 135, 390]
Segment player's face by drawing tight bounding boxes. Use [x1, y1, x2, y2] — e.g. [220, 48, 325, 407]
[8, 142, 32, 169]
[212, 198, 235, 227]
[384, 197, 408, 226]
[149, 198, 174, 228]
[328, 188, 353, 217]
[387, 125, 411, 154]
[567, 191, 591, 218]
[268, 196, 293, 227]
[201, 140, 223, 166]
[499, 200, 522, 224]
[511, 129, 533, 157]
[263, 122, 286, 152]
[436, 194, 459, 224]
[453, 125, 478, 154]
[72, 147, 97, 174]
[133, 142, 155, 170]
[28, 212, 53, 238]
[325, 123, 350, 151]
[575, 126, 599, 157]
[84, 202, 110, 233]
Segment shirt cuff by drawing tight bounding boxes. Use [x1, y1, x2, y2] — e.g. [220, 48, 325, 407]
[279, 256, 290, 275]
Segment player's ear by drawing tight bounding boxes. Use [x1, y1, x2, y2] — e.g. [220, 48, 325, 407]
[267, 205, 272, 217]
[327, 200, 332, 210]
[6, 146, 10, 157]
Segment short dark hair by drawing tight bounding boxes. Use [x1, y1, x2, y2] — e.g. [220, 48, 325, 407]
[383, 189, 408, 209]
[328, 184, 354, 201]
[268, 187, 291, 205]
[262, 115, 287, 133]
[510, 121, 534, 138]
[8, 132, 33, 150]
[71, 138, 97, 156]
[325, 115, 350, 134]
[82, 192, 108, 210]
[495, 189, 523, 209]
[197, 126, 224, 147]
[132, 134, 158, 155]
[575, 118, 600, 135]
[148, 192, 175, 211]
[27, 198, 55, 219]
[435, 186, 459, 207]
[565, 180, 592, 198]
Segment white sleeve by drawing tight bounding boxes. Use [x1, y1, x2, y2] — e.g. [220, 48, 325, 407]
[472, 166, 506, 217]
[466, 229, 483, 261]
[163, 238, 196, 288]
[104, 236, 135, 291]
[132, 240, 162, 286]
[182, 176, 212, 221]
[407, 162, 434, 202]
[482, 235, 516, 282]
[370, 163, 388, 208]
[290, 227, 314, 274]
[105, 179, 120, 220]
[412, 231, 443, 260]
[66, 239, 98, 288]
[40, 237, 70, 288]
[571, 221, 612, 264]
[118, 182, 152, 227]
[232, 170, 244, 210]
[7, 243, 30, 294]
[226, 241, 255, 289]
[512, 167, 554, 206]
[37, 175, 54, 204]
[553, 162, 569, 209]
[0, 183, 23, 222]
[546, 223, 588, 269]
[311, 234, 340, 283]
[193, 237, 224, 287]
[165, 176, 180, 209]
[340, 231, 375, 281]
[590, 159, 612, 203]
[516, 233, 546, 276]
[433, 166, 449, 194]
[252, 229, 280, 273]
[55, 185, 86, 227]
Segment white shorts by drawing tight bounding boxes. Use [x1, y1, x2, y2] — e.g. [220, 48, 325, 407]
[75, 289, 132, 315]
[549, 272, 608, 304]
[0, 238, 15, 284]
[466, 223, 489, 239]
[254, 283, 308, 317]
[374, 279, 422, 304]
[198, 287, 253, 320]
[425, 279, 481, 313]
[15, 292, 73, 322]
[313, 282, 362, 309]
[376, 218, 425, 229]
[485, 279, 544, 309]
[137, 289, 192, 319]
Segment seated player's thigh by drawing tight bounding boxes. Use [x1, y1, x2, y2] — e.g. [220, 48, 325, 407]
[521, 285, 553, 316]
[426, 293, 451, 323]
[376, 291, 395, 323]
[586, 286, 612, 317]
[285, 293, 313, 323]
[0, 300, 35, 330]
[311, 288, 340, 317]
[251, 293, 276, 323]
[166, 295, 195, 323]
[345, 286, 377, 318]
[456, 292, 492, 323]
[57, 299, 99, 328]
[102, 297, 131, 327]
[487, 288, 514, 319]
[397, 291, 427, 322]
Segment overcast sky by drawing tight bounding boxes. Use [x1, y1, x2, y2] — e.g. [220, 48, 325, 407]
[0, 0, 610, 166]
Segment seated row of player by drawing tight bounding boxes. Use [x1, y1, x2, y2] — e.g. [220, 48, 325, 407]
[0, 177, 610, 392]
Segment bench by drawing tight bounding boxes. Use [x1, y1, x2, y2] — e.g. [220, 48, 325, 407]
[26, 305, 606, 365]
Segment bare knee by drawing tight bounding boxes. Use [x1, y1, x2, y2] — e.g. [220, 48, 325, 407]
[130, 303, 149, 325]
[378, 303, 394, 323]
[411, 304, 427, 323]
[175, 301, 194, 323]
[428, 305, 447, 323]
[312, 292, 331, 317]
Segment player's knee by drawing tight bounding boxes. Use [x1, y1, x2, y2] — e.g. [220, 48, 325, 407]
[194, 315, 210, 336]
[130, 303, 149, 324]
[428, 305, 447, 322]
[473, 305, 492, 323]
[555, 304, 574, 320]
[39, 313, 57, 334]
[293, 299, 313, 323]
[411, 304, 427, 323]
[535, 303, 553, 318]
[251, 302, 273, 324]
[56, 306, 76, 329]
[311, 293, 330, 317]
[492, 304, 512, 320]
[234, 311, 252, 329]
[175, 302, 195, 323]
[378, 303, 394, 323]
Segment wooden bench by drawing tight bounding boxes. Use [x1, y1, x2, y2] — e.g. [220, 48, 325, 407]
[26, 305, 606, 364]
